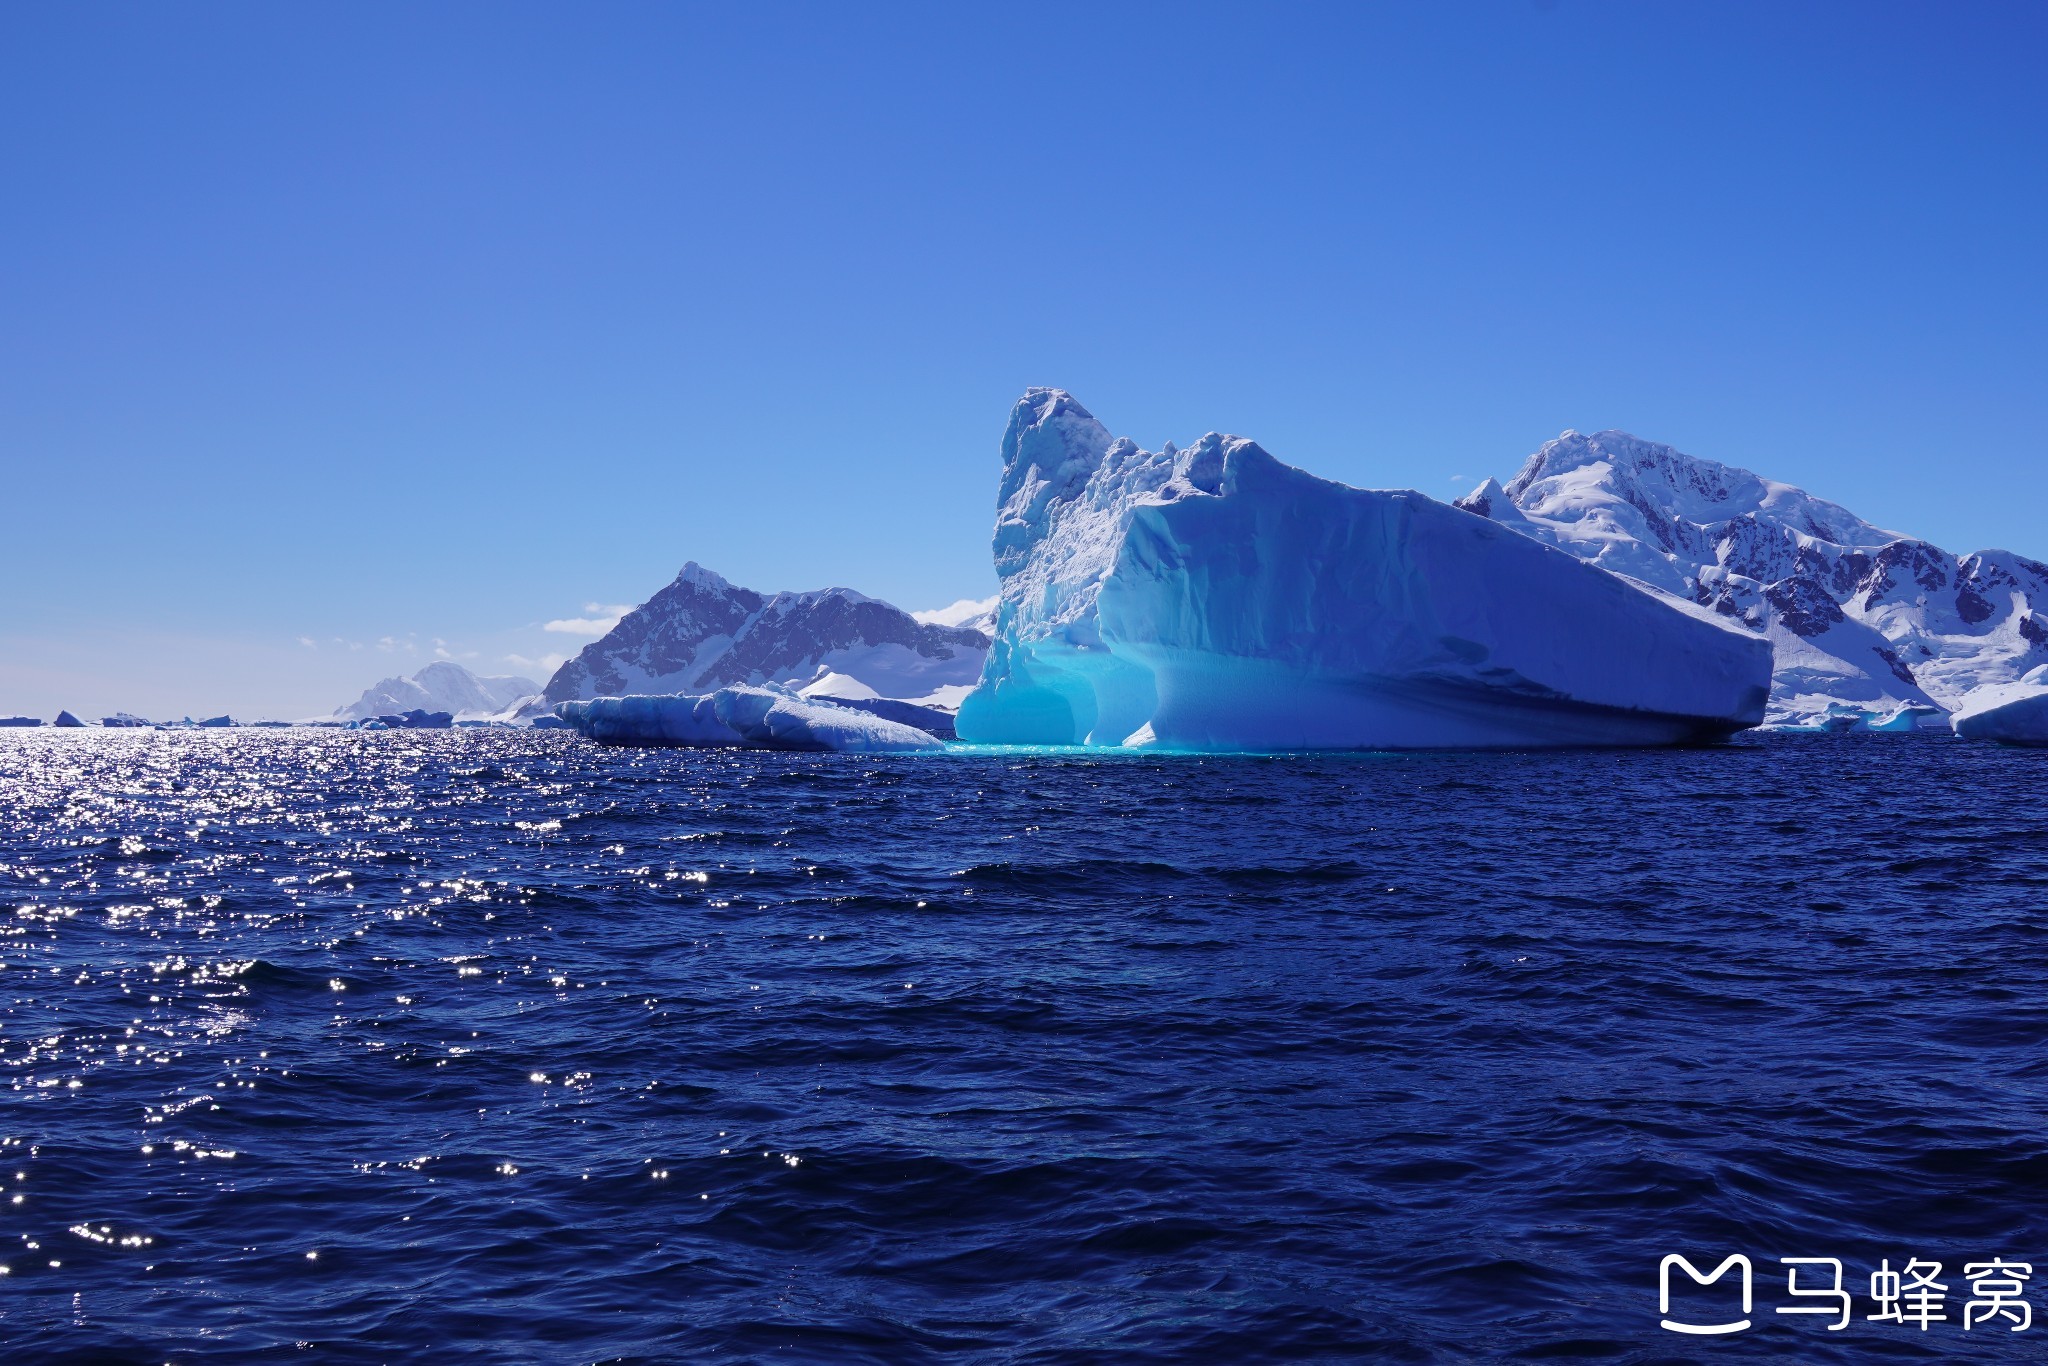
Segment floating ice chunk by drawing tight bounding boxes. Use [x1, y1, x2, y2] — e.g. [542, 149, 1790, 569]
[350, 709, 453, 730]
[54, 711, 86, 728]
[956, 390, 1771, 751]
[0, 716, 41, 728]
[1762, 700, 1948, 733]
[1951, 666, 2048, 746]
[555, 684, 943, 752]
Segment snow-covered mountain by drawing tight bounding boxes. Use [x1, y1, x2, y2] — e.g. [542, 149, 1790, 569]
[1455, 430, 2048, 727]
[913, 595, 999, 636]
[542, 563, 989, 709]
[956, 390, 1769, 749]
[334, 662, 540, 722]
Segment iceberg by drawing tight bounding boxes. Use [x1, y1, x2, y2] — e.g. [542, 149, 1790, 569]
[555, 684, 944, 752]
[0, 716, 41, 728]
[1950, 667, 2048, 746]
[813, 696, 961, 740]
[102, 713, 151, 728]
[54, 710, 86, 728]
[955, 391, 1772, 751]
[1769, 702, 1948, 734]
[348, 709, 454, 731]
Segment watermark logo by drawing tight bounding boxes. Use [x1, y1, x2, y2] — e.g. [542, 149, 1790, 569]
[1661, 1255, 2031, 1336]
[1659, 1254, 1752, 1335]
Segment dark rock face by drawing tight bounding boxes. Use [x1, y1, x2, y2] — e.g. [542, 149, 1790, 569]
[1764, 577, 1846, 638]
[704, 593, 981, 691]
[1872, 646, 1920, 687]
[544, 562, 987, 707]
[547, 566, 765, 703]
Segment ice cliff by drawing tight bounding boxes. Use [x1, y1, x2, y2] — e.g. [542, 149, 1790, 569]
[954, 390, 1771, 750]
[1458, 430, 2048, 729]
[543, 564, 987, 711]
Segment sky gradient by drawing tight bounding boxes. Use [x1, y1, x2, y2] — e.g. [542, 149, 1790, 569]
[4, 2, 2046, 719]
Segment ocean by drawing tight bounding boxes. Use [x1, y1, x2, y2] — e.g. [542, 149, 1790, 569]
[3, 729, 2043, 1362]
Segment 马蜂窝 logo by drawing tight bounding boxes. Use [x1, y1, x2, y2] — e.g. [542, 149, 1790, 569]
[1659, 1254, 2031, 1335]
[1660, 1254, 1752, 1335]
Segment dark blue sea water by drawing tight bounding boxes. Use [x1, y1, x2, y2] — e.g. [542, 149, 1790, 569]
[3, 729, 2046, 1363]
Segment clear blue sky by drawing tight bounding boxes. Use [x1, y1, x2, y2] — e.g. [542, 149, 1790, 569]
[4, 2, 2044, 719]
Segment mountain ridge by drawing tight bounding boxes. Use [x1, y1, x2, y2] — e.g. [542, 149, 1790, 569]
[334, 661, 539, 722]
[1457, 429, 2048, 726]
[542, 562, 989, 709]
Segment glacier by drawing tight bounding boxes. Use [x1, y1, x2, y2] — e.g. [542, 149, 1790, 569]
[1457, 430, 2048, 730]
[555, 684, 943, 752]
[1950, 667, 2048, 746]
[954, 390, 1771, 751]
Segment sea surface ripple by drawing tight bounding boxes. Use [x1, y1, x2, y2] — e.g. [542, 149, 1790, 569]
[2, 729, 2045, 1362]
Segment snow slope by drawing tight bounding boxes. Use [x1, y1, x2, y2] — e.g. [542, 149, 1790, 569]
[555, 685, 943, 752]
[334, 662, 540, 722]
[1457, 430, 2048, 728]
[955, 390, 1770, 750]
[543, 563, 987, 710]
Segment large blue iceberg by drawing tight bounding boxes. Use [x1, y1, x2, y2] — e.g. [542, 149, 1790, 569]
[955, 390, 1772, 751]
[556, 685, 943, 752]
